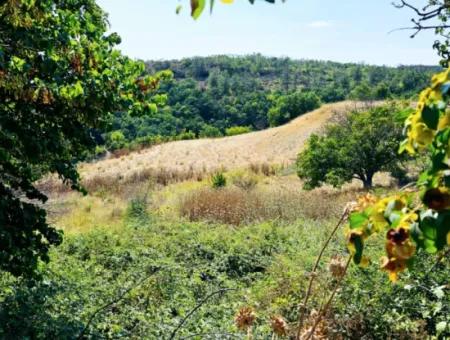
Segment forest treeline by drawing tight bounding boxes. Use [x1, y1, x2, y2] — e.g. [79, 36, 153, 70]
[102, 54, 439, 152]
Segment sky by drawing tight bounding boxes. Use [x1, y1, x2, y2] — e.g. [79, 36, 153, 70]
[96, 0, 441, 66]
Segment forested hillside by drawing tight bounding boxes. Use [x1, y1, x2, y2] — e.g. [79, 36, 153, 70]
[103, 55, 438, 152]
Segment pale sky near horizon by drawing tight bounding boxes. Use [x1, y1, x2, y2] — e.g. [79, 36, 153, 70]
[96, 0, 441, 66]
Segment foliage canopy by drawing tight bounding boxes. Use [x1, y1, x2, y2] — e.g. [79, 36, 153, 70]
[296, 104, 407, 189]
[0, 0, 169, 276]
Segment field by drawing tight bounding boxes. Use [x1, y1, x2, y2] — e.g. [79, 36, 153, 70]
[2, 102, 448, 339]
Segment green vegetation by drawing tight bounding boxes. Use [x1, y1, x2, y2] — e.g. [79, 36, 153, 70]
[104, 56, 438, 152]
[0, 179, 448, 338]
[225, 126, 252, 136]
[0, 0, 169, 277]
[1, 0, 449, 338]
[211, 172, 227, 189]
[297, 104, 409, 189]
[268, 91, 321, 127]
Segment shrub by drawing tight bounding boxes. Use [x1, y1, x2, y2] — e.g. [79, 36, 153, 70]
[126, 196, 148, 220]
[225, 126, 252, 136]
[230, 171, 258, 191]
[199, 125, 223, 138]
[94, 145, 107, 158]
[106, 130, 128, 150]
[177, 130, 196, 140]
[211, 172, 227, 189]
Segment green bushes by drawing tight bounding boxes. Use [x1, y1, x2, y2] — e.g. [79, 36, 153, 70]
[199, 124, 223, 138]
[126, 196, 149, 220]
[333, 251, 450, 338]
[0, 220, 318, 339]
[225, 126, 252, 136]
[0, 211, 447, 338]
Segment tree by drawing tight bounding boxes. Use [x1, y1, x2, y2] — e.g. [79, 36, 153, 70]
[0, 0, 170, 276]
[296, 104, 407, 189]
[268, 91, 321, 126]
[349, 82, 374, 101]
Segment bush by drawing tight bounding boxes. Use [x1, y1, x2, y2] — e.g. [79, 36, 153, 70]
[126, 196, 149, 220]
[225, 126, 252, 136]
[106, 130, 128, 150]
[177, 130, 196, 140]
[211, 172, 227, 189]
[230, 171, 258, 191]
[199, 125, 223, 138]
[333, 252, 450, 338]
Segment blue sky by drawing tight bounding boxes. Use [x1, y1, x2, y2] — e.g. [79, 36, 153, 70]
[96, 0, 440, 66]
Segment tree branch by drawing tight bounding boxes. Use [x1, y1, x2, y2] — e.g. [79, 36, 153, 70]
[295, 208, 350, 339]
[304, 255, 352, 340]
[169, 288, 238, 340]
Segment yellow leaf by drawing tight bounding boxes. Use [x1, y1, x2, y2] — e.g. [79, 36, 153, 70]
[221, 0, 234, 3]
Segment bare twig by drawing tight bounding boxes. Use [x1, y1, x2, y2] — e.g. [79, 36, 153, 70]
[169, 288, 237, 340]
[295, 208, 350, 339]
[304, 255, 352, 340]
[391, 0, 450, 37]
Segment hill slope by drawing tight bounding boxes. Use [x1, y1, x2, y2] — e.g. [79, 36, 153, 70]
[79, 101, 370, 182]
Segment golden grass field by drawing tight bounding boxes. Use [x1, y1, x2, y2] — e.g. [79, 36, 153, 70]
[77, 101, 372, 183]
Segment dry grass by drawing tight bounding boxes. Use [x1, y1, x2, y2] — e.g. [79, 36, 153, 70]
[179, 184, 362, 226]
[72, 101, 372, 186]
[38, 166, 209, 196]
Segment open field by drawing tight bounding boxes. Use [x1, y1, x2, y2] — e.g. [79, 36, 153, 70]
[77, 101, 372, 184]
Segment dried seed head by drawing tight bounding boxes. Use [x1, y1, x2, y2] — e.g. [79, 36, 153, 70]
[270, 315, 288, 336]
[328, 255, 347, 278]
[235, 306, 256, 331]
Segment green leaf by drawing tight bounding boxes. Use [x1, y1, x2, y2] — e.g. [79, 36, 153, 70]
[436, 321, 448, 334]
[352, 234, 364, 265]
[432, 285, 446, 299]
[349, 212, 368, 229]
[421, 105, 440, 130]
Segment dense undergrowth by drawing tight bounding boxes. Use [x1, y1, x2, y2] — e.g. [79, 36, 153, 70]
[1, 172, 448, 339]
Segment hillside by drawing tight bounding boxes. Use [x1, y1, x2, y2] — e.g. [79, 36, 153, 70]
[102, 56, 437, 154]
[80, 101, 369, 183]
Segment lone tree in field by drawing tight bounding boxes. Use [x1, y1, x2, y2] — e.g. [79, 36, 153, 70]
[296, 104, 407, 189]
[0, 0, 169, 277]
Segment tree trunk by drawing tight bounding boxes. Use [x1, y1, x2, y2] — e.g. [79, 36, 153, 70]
[362, 174, 373, 189]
